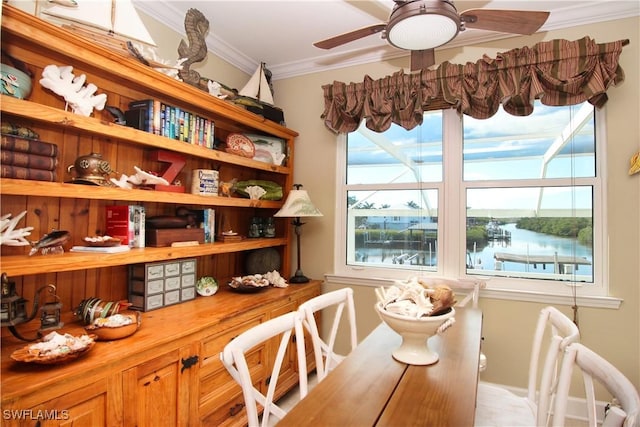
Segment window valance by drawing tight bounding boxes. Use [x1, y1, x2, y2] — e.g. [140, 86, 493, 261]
[321, 37, 629, 133]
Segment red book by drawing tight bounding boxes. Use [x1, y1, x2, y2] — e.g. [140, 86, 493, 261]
[1, 164, 57, 181]
[1, 150, 58, 171]
[1, 134, 59, 157]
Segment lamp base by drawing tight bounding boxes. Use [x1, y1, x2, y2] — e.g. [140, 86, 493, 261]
[289, 272, 310, 284]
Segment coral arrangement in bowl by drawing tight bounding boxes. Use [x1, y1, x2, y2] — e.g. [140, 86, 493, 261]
[375, 277, 457, 365]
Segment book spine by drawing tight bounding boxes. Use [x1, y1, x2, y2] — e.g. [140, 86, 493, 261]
[0, 135, 59, 157]
[1, 164, 57, 181]
[1, 150, 58, 171]
[128, 99, 154, 133]
[153, 99, 161, 135]
[170, 106, 176, 139]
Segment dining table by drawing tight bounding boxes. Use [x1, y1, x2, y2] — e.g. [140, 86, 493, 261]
[278, 306, 483, 426]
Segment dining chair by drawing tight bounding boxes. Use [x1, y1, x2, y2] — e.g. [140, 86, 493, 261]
[220, 311, 308, 427]
[298, 287, 358, 382]
[474, 306, 580, 427]
[552, 343, 640, 427]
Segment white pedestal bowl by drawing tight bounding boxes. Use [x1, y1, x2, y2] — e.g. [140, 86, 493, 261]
[375, 302, 455, 365]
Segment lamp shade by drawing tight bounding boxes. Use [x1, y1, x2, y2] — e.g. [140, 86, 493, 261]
[274, 189, 322, 218]
[386, 0, 460, 50]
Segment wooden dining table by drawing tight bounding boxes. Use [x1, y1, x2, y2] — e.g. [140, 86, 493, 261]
[278, 307, 483, 426]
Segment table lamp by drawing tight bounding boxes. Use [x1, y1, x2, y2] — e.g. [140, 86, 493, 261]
[274, 184, 322, 283]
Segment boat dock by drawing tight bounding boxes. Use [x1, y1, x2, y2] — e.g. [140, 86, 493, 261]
[493, 252, 591, 274]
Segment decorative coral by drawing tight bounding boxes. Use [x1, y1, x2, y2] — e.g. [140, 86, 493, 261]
[39, 65, 107, 116]
[0, 211, 33, 246]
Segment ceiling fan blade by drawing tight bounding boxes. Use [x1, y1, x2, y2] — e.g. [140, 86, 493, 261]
[411, 49, 435, 71]
[313, 23, 387, 49]
[461, 9, 550, 35]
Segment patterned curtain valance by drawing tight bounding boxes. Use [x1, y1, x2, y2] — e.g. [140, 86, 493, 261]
[321, 37, 629, 134]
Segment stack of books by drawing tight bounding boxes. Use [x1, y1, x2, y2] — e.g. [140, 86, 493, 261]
[125, 99, 216, 148]
[1, 134, 59, 182]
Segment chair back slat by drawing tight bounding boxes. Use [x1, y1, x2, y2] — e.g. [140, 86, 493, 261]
[553, 343, 640, 427]
[221, 311, 307, 427]
[298, 288, 357, 381]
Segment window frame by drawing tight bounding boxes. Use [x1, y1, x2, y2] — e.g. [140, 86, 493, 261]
[329, 107, 619, 308]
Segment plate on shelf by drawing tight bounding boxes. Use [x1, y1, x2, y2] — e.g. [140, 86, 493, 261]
[10, 332, 97, 365]
[83, 236, 121, 247]
[225, 133, 255, 158]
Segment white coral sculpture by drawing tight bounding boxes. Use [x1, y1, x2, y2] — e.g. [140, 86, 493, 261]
[110, 166, 170, 189]
[39, 65, 107, 117]
[245, 185, 267, 200]
[0, 211, 34, 246]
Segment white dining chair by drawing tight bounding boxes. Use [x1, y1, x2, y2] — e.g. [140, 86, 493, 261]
[298, 287, 358, 382]
[220, 311, 308, 427]
[474, 306, 580, 427]
[552, 342, 640, 427]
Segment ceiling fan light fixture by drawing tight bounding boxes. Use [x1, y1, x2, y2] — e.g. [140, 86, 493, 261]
[387, 0, 460, 50]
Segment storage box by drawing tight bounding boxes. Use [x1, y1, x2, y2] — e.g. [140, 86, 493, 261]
[129, 258, 197, 311]
[145, 228, 204, 247]
[105, 205, 145, 247]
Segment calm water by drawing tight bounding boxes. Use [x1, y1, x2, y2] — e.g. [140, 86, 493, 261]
[356, 223, 593, 276]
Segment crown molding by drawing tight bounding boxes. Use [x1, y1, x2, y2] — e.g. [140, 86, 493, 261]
[135, 1, 639, 81]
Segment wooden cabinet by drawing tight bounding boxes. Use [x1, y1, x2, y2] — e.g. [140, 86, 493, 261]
[122, 344, 196, 427]
[0, 4, 298, 334]
[0, 5, 321, 427]
[1, 282, 322, 427]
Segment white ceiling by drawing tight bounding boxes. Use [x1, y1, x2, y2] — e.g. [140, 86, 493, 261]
[133, 1, 639, 80]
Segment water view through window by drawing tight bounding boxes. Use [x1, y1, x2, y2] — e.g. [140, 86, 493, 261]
[345, 102, 596, 284]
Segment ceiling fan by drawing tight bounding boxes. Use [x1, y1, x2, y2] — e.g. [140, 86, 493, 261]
[314, 0, 550, 70]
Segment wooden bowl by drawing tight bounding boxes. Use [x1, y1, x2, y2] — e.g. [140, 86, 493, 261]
[84, 311, 141, 341]
[10, 333, 97, 364]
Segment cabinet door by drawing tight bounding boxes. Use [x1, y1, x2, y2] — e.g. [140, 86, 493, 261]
[5, 380, 108, 427]
[122, 345, 197, 427]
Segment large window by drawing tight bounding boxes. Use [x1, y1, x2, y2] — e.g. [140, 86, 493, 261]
[335, 101, 607, 297]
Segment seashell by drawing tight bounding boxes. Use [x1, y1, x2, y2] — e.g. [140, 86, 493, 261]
[244, 185, 267, 200]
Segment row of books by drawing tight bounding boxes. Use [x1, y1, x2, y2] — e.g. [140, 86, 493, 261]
[126, 99, 216, 148]
[0, 134, 59, 182]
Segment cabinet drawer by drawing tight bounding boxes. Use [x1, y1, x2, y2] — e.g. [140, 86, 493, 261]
[199, 343, 265, 423]
[199, 314, 265, 371]
[181, 287, 195, 301]
[164, 262, 180, 277]
[165, 276, 181, 291]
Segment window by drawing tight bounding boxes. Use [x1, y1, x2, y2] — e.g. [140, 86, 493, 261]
[334, 101, 607, 298]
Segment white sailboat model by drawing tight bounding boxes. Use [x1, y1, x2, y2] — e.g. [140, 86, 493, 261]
[239, 62, 274, 106]
[39, 0, 157, 48]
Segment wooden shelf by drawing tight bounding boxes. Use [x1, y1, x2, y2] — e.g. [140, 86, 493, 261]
[1, 96, 291, 175]
[0, 237, 287, 276]
[0, 8, 299, 141]
[0, 178, 283, 208]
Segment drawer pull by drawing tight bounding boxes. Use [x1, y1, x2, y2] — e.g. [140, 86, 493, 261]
[229, 403, 244, 416]
[181, 355, 199, 373]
